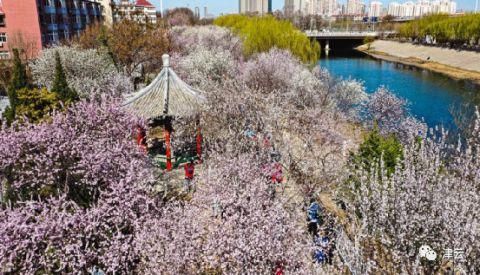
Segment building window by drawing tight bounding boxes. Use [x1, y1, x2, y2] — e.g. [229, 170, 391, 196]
[0, 33, 7, 43]
[0, 51, 9, 60]
[50, 14, 57, 24]
[0, 15, 5, 27]
[47, 31, 59, 43]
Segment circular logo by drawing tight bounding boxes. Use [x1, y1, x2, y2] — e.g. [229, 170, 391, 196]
[419, 245, 437, 261]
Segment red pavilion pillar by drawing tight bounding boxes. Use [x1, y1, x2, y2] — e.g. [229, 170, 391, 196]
[165, 125, 172, 171]
[196, 126, 202, 162]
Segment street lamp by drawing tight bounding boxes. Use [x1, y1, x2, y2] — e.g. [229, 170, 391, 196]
[160, 0, 164, 17]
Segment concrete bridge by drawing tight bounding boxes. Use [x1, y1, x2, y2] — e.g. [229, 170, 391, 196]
[305, 30, 396, 54]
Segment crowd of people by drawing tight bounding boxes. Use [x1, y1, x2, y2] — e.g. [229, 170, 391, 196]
[245, 127, 339, 267]
[307, 199, 335, 265]
[177, 128, 334, 269]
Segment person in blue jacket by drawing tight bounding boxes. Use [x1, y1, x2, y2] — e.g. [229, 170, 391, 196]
[307, 198, 322, 237]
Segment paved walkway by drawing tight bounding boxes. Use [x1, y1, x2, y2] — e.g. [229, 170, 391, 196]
[370, 40, 480, 73]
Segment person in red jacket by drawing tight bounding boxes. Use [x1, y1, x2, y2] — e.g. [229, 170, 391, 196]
[274, 261, 284, 275]
[271, 162, 283, 184]
[270, 162, 284, 195]
[135, 125, 147, 153]
[184, 159, 195, 192]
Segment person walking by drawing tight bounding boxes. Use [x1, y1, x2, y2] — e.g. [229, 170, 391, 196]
[271, 161, 284, 192]
[184, 159, 195, 192]
[307, 198, 322, 238]
[274, 261, 284, 275]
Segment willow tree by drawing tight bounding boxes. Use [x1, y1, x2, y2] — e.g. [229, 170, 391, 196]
[214, 14, 320, 63]
[399, 14, 480, 46]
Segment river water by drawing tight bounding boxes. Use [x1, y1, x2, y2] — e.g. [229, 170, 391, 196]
[318, 51, 480, 131]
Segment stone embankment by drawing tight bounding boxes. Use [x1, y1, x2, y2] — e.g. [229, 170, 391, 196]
[359, 40, 480, 84]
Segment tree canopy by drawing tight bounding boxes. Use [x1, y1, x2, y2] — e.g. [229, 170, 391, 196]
[108, 20, 169, 78]
[214, 14, 320, 63]
[399, 14, 480, 46]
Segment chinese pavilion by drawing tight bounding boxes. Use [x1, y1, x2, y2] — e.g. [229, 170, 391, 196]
[123, 54, 205, 170]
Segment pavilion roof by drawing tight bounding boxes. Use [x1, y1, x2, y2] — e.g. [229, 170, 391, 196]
[135, 0, 154, 7]
[123, 54, 205, 119]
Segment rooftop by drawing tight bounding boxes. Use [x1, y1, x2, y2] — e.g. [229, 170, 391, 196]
[123, 54, 205, 119]
[135, 0, 154, 7]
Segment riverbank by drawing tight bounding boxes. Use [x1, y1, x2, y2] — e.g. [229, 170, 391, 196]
[358, 40, 480, 85]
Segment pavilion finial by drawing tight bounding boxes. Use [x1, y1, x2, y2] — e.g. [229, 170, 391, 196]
[162, 54, 170, 68]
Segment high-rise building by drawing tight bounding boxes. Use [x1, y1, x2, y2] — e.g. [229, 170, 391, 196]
[388, 2, 401, 16]
[368, 1, 383, 17]
[285, 0, 339, 16]
[194, 7, 200, 18]
[387, 0, 457, 18]
[239, 0, 271, 15]
[346, 0, 365, 15]
[414, 0, 429, 17]
[323, 0, 339, 16]
[113, 0, 157, 24]
[284, 0, 302, 15]
[403, 1, 415, 17]
[0, 0, 103, 59]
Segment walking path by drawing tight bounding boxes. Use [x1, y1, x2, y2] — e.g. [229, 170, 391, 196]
[360, 40, 480, 84]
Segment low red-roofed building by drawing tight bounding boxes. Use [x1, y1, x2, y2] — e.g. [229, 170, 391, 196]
[135, 0, 154, 7]
[113, 0, 157, 24]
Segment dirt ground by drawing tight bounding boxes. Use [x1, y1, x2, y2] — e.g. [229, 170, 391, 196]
[358, 40, 480, 85]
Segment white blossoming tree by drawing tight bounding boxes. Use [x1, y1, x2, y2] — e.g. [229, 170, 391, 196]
[30, 46, 133, 97]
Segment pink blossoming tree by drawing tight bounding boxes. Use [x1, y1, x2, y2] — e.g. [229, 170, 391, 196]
[0, 98, 156, 273]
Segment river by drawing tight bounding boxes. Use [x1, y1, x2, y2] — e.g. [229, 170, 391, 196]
[318, 51, 480, 131]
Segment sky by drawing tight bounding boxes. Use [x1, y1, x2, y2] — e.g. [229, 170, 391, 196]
[152, 0, 476, 15]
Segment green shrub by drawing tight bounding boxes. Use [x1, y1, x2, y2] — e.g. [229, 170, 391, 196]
[16, 88, 61, 123]
[351, 127, 403, 176]
[214, 14, 320, 63]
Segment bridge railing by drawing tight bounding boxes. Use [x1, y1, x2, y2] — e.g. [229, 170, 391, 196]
[305, 30, 379, 37]
[305, 30, 397, 37]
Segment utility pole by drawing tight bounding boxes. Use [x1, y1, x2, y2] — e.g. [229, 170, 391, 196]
[476, 0, 479, 13]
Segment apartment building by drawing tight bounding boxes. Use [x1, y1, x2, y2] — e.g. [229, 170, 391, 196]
[239, 0, 272, 15]
[0, 0, 103, 59]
